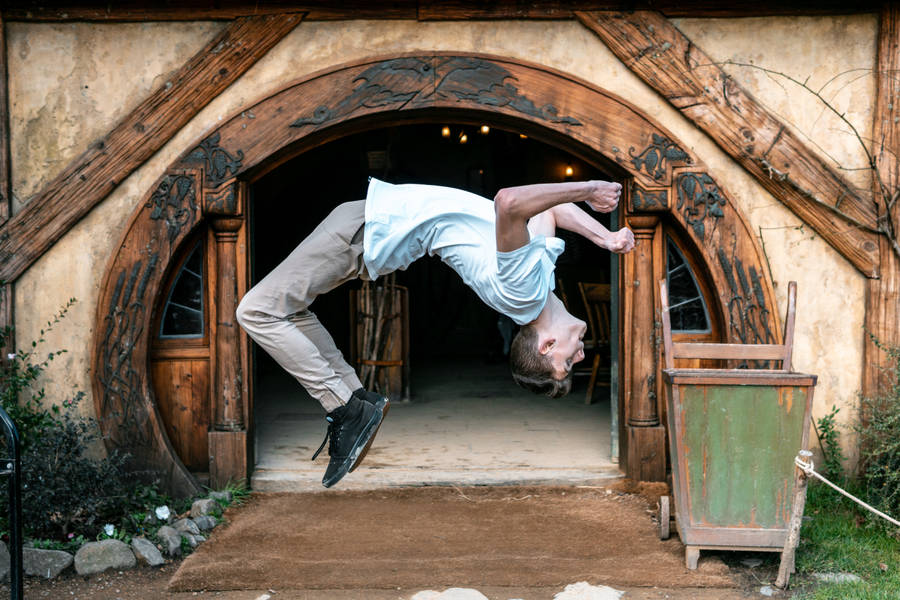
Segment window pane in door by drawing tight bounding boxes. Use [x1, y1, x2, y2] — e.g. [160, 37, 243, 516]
[160, 243, 204, 338]
[666, 237, 710, 333]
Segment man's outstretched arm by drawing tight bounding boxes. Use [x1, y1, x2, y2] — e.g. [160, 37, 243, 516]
[494, 180, 633, 253]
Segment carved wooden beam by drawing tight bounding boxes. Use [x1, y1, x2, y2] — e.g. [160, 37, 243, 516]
[0, 13, 9, 227]
[577, 10, 882, 278]
[0, 15, 11, 360]
[864, 3, 900, 399]
[0, 12, 303, 284]
[2, 1, 879, 22]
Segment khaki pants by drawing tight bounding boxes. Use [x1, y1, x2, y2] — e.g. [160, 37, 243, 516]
[235, 200, 370, 412]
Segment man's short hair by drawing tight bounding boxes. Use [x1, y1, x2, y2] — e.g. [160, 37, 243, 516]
[509, 324, 573, 398]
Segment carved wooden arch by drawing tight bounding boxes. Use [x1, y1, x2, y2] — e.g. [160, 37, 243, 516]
[92, 53, 780, 492]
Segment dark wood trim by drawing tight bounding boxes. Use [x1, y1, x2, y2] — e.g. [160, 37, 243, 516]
[864, 3, 900, 399]
[2, 1, 878, 22]
[0, 13, 10, 226]
[0, 12, 303, 284]
[0, 16, 11, 361]
[577, 10, 882, 278]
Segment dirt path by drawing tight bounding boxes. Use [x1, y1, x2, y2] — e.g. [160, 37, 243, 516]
[4, 565, 763, 600]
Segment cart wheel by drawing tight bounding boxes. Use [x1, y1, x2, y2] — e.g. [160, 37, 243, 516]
[658, 495, 671, 540]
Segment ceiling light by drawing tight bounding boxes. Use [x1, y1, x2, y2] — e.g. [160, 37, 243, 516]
[441, 126, 451, 138]
[480, 125, 490, 135]
[459, 132, 468, 144]
[565, 165, 574, 177]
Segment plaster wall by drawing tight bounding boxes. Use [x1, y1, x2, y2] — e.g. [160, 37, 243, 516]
[9, 16, 872, 458]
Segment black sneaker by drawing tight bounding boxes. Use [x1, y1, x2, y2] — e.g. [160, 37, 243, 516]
[312, 396, 383, 488]
[348, 388, 390, 472]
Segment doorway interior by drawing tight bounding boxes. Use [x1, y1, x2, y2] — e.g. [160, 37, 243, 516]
[249, 121, 621, 490]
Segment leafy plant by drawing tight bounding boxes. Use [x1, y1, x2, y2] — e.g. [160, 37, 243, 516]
[19, 393, 132, 539]
[816, 404, 845, 484]
[0, 299, 76, 449]
[856, 338, 900, 527]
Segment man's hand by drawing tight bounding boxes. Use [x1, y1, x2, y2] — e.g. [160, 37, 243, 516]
[586, 181, 622, 213]
[605, 228, 635, 254]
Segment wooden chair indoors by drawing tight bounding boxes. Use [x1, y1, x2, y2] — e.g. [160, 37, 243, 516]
[577, 282, 612, 405]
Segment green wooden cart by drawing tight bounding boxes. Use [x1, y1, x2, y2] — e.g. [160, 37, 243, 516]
[659, 280, 816, 569]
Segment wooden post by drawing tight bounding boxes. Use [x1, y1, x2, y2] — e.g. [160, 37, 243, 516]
[776, 450, 812, 589]
[209, 216, 247, 487]
[865, 3, 900, 404]
[0, 15, 11, 362]
[625, 215, 666, 481]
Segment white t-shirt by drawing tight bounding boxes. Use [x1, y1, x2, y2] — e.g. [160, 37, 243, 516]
[363, 178, 565, 325]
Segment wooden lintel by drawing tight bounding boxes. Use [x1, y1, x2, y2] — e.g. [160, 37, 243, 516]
[578, 10, 882, 278]
[2, 1, 880, 22]
[0, 12, 303, 284]
[864, 4, 900, 399]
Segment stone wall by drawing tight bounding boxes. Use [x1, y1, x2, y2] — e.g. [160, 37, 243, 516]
[8, 15, 875, 459]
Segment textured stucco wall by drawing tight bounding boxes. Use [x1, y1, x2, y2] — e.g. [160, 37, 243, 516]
[9, 16, 874, 458]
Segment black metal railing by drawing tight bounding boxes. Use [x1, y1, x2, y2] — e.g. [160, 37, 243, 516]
[0, 406, 22, 600]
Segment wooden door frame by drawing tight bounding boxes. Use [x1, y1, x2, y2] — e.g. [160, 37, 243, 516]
[91, 52, 780, 493]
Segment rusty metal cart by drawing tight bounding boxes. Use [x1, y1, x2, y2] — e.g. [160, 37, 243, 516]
[659, 280, 816, 570]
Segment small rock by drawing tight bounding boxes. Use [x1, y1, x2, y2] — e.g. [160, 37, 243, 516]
[425, 590, 489, 600]
[195, 534, 206, 543]
[812, 572, 863, 584]
[173, 518, 201, 536]
[742, 558, 764, 568]
[0, 541, 9, 582]
[554, 582, 625, 600]
[130, 537, 164, 567]
[156, 525, 182, 557]
[190, 498, 218, 518]
[142, 513, 157, 526]
[23, 548, 73, 579]
[193, 515, 217, 531]
[74, 540, 136, 576]
[759, 585, 776, 597]
[410, 592, 441, 600]
[254, 595, 272, 600]
[181, 533, 200, 548]
[209, 490, 232, 503]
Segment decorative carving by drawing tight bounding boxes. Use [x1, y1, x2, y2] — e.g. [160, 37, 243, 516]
[97, 254, 159, 449]
[431, 56, 582, 125]
[184, 132, 244, 187]
[717, 243, 776, 358]
[631, 184, 668, 212]
[676, 172, 727, 240]
[291, 56, 582, 128]
[146, 174, 199, 243]
[629, 133, 690, 181]
[203, 181, 240, 217]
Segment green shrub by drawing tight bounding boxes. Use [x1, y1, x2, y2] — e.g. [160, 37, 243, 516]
[857, 339, 900, 526]
[0, 299, 162, 542]
[0, 300, 75, 449]
[816, 404, 845, 484]
[19, 393, 133, 539]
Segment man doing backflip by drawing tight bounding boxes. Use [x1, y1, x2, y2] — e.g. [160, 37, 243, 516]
[236, 177, 635, 487]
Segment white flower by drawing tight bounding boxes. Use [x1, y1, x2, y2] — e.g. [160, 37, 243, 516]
[103, 524, 115, 537]
[155, 505, 171, 521]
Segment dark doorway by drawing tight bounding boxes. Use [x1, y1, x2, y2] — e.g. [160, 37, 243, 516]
[249, 122, 619, 489]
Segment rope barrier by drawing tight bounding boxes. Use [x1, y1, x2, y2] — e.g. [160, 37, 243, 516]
[794, 455, 900, 528]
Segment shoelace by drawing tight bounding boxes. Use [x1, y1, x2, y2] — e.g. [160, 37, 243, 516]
[311, 415, 337, 461]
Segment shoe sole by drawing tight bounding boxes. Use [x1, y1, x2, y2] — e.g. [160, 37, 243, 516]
[349, 396, 390, 473]
[321, 401, 386, 488]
